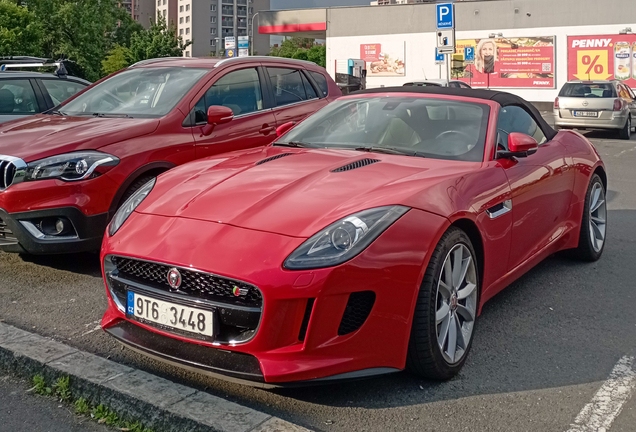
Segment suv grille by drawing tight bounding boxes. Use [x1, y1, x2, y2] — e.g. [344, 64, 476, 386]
[111, 256, 262, 307]
[0, 218, 17, 244]
[0, 160, 16, 190]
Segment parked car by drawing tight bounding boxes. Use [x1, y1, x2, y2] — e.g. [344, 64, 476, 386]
[0, 57, 90, 124]
[404, 79, 472, 89]
[0, 56, 340, 254]
[554, 79, 636, 139]
[101, 86, 606, 387]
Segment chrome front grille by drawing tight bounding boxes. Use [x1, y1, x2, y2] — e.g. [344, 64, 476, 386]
[0, 156, 27, 191]
[110, 256, 262, 307]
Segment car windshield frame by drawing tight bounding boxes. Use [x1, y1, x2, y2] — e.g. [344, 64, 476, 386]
[275, 96, 491, 162]
[59, 67, 209, 118]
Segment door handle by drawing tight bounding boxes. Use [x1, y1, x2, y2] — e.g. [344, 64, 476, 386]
[259, 124, 275, 135]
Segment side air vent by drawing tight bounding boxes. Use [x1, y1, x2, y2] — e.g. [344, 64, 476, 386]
[331, 158, 380, 173]
[255, 153, 294, 165]
[338, 291, 376, 336]
[298, 298, 315, 341]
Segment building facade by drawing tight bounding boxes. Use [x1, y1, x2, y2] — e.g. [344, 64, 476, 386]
[155, 0, 179, 27]
[120, 0, 156, 28]
[167, 0, 270, 58]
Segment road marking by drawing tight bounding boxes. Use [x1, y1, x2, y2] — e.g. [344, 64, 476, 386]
[614, 145, 636, 157]
[566, 356, 636, 432]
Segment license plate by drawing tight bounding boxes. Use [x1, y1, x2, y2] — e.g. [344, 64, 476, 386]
[573, 111, 598, 117]
[126, 292, 214, 337]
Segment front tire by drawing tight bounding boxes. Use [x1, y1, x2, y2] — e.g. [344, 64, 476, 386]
[572, 174, 607, 261]
[406, 227, 479, 380]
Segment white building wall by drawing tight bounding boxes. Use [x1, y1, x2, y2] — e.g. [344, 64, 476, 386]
[327, 23, 636, 103]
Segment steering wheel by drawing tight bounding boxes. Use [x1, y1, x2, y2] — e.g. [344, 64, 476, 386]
[435, 130, 474, 142]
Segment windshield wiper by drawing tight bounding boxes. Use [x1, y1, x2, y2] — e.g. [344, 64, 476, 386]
[48, 110, 66, 116]
[273, 141, 313, 148]
[92, 113, 132, 118]
[354, 146, 425, 157]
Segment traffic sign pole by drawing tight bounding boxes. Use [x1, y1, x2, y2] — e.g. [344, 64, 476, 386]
[436, 3, 455, 87]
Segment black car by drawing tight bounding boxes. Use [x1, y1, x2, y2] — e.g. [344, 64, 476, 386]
[0, 57, 90, 124]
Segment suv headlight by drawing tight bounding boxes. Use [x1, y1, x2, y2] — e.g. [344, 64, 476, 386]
[283, 205, 409, 270]
[25, 151, 119, 182]
[108, 178, 156, 236]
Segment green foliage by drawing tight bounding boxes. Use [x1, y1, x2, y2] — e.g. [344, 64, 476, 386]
[128, 14, 191, 65]
[32, 375, 52, 395]
[0, 0, 43, 56]
[102, 45, 132, 76]
[125, 420, 154, 432]
[53, 376, 72, 401]
[74, 397, 90, 415]
[269, 37, 326, 68]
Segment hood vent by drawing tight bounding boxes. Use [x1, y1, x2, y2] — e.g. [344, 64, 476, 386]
[331, 158, 380, 173]
[255, 153, 294, 165]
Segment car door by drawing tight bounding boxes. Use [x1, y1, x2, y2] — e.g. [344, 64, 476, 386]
[0, 78, 45, 124]
[264, 67, 329, 127]
[496, 105, 575, 271]
[188, 66, 277, 159]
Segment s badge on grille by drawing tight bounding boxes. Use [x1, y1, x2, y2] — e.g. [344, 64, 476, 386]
[167, 268, 182, 289]
[232, 285, 249, 297]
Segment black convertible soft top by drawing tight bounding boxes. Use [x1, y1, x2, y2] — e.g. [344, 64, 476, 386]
[351, 86, 557, 141]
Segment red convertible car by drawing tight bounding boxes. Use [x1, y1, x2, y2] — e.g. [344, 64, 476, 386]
[101, 87, 607, 386]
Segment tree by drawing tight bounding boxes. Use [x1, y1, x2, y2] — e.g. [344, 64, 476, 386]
[0, 0, 43, 56]
[102, 45, 131, 76]
[270, 37, 326, 68]
[128, 14, 191, 64]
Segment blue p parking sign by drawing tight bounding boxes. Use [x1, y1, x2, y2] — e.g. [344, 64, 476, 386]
[436, 3, 454, 29]
[465, 46, 475, 62]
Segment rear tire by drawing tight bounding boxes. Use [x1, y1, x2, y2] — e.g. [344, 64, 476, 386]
[406, 227, 479, 380]
[619, 116, 631, 140]
[572, 174, 607, 261]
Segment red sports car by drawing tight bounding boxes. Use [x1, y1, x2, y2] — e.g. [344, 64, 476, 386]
[101, 87, 607, 386]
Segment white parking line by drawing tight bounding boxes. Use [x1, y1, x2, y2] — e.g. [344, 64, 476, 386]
[566, 356, 636, 432]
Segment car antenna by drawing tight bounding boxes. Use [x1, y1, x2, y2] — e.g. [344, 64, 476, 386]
[421, 68, 427, 80]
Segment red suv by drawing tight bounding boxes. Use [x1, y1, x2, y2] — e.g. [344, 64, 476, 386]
[0, 57, 340, 254]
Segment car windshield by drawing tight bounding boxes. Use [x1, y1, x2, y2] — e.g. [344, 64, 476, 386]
[61, 67, 208, 118]
[559, 83, 616, 98]
[276, 96, 490, 162]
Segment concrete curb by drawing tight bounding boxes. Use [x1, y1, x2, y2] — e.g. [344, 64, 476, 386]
[0, 322, 311, 432]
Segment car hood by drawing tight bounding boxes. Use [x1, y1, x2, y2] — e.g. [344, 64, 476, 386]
[137, 147, 475, 238]
[0, 114, 159, 161]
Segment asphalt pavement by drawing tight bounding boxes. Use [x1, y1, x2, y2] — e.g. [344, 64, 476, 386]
[0, 374, 113, 432]
[1, 125, 635, 432]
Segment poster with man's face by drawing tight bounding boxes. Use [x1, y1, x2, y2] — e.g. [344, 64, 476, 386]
[454, 36, 555, 88]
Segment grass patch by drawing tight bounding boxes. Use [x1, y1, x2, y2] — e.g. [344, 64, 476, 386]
[29, 373, 155, 432]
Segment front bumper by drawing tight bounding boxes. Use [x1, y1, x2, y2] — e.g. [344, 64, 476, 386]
[0, 206, 108, 254]
[101, 210, 448, 384]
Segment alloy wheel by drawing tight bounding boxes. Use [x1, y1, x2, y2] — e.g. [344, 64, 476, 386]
[589, 182, 607, 253]
[435, 244, 478, 364]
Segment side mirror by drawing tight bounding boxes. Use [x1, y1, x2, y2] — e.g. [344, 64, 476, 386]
[498, 133, 538, 159]
[276, 121, 295, 137]
[202, 106, 233, 136]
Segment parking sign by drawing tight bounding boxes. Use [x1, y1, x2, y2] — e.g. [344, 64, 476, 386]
[436, 3, 454, 29]
[435, 48, 444, 64]
[465, 46, 474, 62]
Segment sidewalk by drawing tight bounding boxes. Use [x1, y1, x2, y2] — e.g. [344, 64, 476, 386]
[0, 322, 311, 432]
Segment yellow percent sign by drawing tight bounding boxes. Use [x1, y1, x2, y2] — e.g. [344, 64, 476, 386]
[574, 50, 611, 80]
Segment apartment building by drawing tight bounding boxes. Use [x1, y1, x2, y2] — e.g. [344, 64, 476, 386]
[120, 0, 156, 28]
[370, 0, 426, 5]
[156, 0, 179, 27]
[169, 0, 270, 58]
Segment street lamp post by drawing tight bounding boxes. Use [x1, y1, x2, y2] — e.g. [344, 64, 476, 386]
[250, 12, 259, 56]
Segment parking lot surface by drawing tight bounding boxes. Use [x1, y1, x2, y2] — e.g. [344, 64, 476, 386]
[1, 128, 635, 431]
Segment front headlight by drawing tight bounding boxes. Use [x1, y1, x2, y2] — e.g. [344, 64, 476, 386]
[108, 178, 156, 236]
[26, 151, 119, 182]
[284, 205, 409, 270]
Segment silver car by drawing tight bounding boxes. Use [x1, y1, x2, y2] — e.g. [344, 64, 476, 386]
[403, 79, 472, 89]
[554, 80, 636, 139]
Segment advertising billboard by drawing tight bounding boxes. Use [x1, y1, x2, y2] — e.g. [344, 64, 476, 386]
[454, 36, 555, 88]
[359, 42, 405, 76]
[225, 36, 236, 50]
[568, 35, 636, 86]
